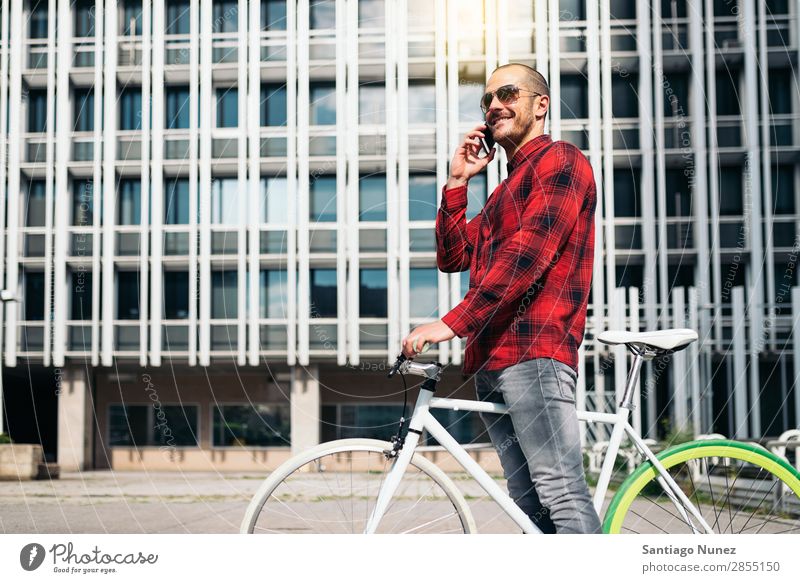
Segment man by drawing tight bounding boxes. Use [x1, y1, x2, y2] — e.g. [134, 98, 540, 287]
[400, 63, 601, 534]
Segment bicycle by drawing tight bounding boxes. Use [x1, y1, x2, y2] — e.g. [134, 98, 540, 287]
[241, 328, 800, 534]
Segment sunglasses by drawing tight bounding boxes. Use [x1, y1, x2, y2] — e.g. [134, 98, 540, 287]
[480, 84, 540, 114]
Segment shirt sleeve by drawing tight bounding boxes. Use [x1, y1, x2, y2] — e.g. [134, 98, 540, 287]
[435, 184, 481, 273]
[441, 147, 586, 338]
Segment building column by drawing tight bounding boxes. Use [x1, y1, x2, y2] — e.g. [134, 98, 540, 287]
[57, 367, 93, 471]
[290, 364, 320, 455]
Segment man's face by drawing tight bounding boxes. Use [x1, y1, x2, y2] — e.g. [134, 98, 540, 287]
[483, 69, 544, 148]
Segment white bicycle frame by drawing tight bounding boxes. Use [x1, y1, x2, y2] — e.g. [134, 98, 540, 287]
[364, 351, 714, 534]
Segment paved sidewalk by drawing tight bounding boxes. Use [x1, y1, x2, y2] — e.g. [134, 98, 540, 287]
[1, 471, 587, 534]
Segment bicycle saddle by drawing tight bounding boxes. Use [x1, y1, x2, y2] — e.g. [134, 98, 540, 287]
[597, 328, 698, 354]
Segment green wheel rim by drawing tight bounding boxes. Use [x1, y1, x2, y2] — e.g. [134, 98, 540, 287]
[602, 440, 800, 534]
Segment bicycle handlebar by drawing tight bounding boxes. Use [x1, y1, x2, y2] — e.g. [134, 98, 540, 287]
[387, 353, 443, 382]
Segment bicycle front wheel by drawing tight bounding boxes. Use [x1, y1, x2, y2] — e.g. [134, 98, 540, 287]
[240, 438, 476, 534]
[603, 440, 800, 534]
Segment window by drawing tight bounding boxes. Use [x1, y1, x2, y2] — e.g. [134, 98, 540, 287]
[119, 87, 142, 130]
[212, 404, 290, 447]
[665, 169, 692, 217]
[560, 0, 585, 20]
[25, 181, 46, 227]
[166, 0, 190, 34]
[310, 83, 336, 125]
[260, 84, 287, 127]
[71, 271, 92, 320]
[360, 269, 387, 317]
[121, 0, 143, 35]
[718, 167, 743, 215]
[616, 264, 644, 289]
[165, 86, 190, 129]
[560, 75, 587, 119]
[212, 0, 238, 33]
[27, 90, 47, 133]
[117, 179, 141, 225]
[466, 174, 486, 221]
[660, 0, 687, 18]
[211, 177, 239, 224]
[358, 0, 384, 28]
[610, 0, 635, 19]
[74, 0, 95, 37]
[117, 271, 140, 319]
[310, 269, 337, 317]
[458, 73, 485, 122]
[768, 69, 792, 115]
[409, 174, 437, 221]
[211, 270, 237, 318]
[109, 404, 199, 447]
[613, 167, 640, 217]
[310, 0, 335, 29]
[358, 82, 386, 125]
[72, 179, 94, 226]
[321, 403, 403, 441]
[260, 176, 288, 223]
[216, 88, 238, 128]
[163, 271, 189, 319]
[164, 178, 190, 224]
[260, 270, 287, 318]
[407, 82, 436, 124]
[409, 268, 438, 318]
[310, 175, 336, 222]
[771, 165, 795, 215]
[29, 0, 48, 38]
[261, 0, 287, 30]
[24, 272, 45, 321]
[715, 70, 740, 116]
[359, 174, 386, 221]
[73, 89, 94, 131]
[713, 0, 737, 16]
[612, 73, 639, 118]
[766, 0, 789, 14]
[663, 72, 689, 117]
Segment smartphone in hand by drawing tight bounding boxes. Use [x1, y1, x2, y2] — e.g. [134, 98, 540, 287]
[479, 122, 495, 157]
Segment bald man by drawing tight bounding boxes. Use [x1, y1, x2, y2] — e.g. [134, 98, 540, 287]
[402, 63, 601, 534]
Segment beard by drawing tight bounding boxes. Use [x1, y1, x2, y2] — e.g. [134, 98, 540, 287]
[492, 115, 532, 148]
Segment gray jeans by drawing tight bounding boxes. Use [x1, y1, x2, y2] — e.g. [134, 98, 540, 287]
[475, 357, 602, 534]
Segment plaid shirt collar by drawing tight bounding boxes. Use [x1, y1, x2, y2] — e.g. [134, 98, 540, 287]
[506, 133, 553, 174]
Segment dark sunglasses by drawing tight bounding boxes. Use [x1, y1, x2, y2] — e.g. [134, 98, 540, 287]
[480, 84, 540, 114]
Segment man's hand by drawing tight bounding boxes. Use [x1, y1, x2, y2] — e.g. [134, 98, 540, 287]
[446, 123, 496, 189]
[401, 320, 456, 358]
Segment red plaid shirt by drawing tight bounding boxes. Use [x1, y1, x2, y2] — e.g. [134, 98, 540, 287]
[437, 134, 596, 374]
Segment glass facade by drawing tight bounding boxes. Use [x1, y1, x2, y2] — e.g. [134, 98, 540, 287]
[211, 178, 240, 225]
[164, 178, 190, 224]
[216, 88, 239, 128]
[166, 86, 191, 129]
[163, 272, 190, 319]
[5, 0, 800, 452]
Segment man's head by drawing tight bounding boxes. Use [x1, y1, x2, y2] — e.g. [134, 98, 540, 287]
[483, 63, 550, 151]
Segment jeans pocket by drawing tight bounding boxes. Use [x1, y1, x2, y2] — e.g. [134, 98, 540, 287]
[551, 359, 577, 403]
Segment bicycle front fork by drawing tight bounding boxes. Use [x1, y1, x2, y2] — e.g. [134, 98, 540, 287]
[363, 383, 435, 533]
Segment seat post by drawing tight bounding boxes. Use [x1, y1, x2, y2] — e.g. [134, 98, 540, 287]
[619, 347, 645, 410]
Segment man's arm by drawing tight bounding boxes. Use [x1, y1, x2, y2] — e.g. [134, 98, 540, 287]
[435, 184, 481, 273]
[440, 145, 589, 337]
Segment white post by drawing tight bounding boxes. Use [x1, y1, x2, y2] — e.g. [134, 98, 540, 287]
[732, 287, 748, 439]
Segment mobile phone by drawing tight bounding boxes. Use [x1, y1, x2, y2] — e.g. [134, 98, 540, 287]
[479, 123, 495, 157]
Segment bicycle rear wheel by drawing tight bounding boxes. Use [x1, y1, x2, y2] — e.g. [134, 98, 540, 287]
[240, 438, 476, 534]
[603, 440, 800, 534]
